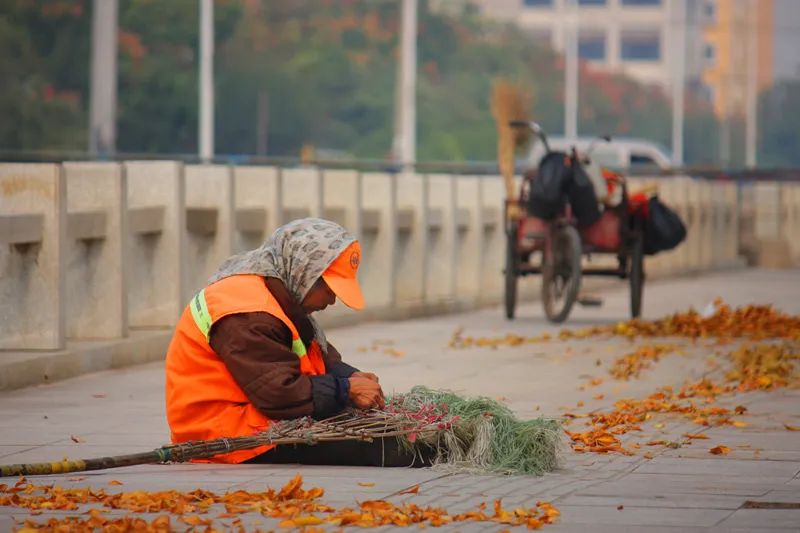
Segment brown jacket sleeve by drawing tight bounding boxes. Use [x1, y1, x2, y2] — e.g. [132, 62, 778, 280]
[209, 312, 351, 420]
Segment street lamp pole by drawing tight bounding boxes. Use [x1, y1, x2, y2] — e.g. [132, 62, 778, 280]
[199, 0, 215, 162]
[745, 0, 758, 167]
[393, 0, 418, 171]
[88, 0, 118, 157]
[564, 0, 579, 140]
[671, 0, 686, 167]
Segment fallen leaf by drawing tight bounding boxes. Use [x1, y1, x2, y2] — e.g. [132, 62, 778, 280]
[617, 505, 624, 510]
[732, 421, 748, 428]
[66, 476, 86, 482]
[643, 452, 655, 459]
[734, 405, 747, 415]
[399, 484, 420, 495]
[290, 515, 323, 526]
[593, 394, 605, 400]
[91, 393, 107, 398]
[709, 445, 731, 455]
[577, 401, 585, 407]
[358, 482, 375, 487]
[654, 422, 665, 429]
[108, 480, 123, 486]
[683, 433, 709, 440]
[70, 435, 85, 444]
[784, 424, 800, 431]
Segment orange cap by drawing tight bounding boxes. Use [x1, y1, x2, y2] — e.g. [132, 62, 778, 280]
[322, 241, 365, 310]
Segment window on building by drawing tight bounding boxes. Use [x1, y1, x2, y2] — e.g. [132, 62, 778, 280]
[578, 0, 607, 5]
[703, 42, 715, 65]
[703, 0, 716, 22]
[621, 0, 661, 5]
[523, 0, 552, 7]
[621, 30, 661, 61]
[579, 31, 606, 60]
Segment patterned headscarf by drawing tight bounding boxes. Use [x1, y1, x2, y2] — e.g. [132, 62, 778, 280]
[209, 218, 356, 351]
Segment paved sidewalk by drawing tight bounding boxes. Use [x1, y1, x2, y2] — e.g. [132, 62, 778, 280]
[1, 268, 799, 531]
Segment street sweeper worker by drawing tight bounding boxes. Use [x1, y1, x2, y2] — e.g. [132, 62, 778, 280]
[165, 218, 386, 464]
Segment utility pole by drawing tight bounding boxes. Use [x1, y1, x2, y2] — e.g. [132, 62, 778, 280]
[199, 0, 214, 162]
[745, 0, 758, 167]
[392, 0, 417, 171]
[89, 0, 118, 157]
[671, 0, 686, 167]
[564, 0, 578, 140]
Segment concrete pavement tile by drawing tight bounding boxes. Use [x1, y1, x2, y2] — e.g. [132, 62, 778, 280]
[555, 493, 747, 510]
[664, 449, 800, 462]
[0, 444, 160, 464]
[0, 445, 39, 459]
[575, 475, 781, 497]
[717, 509, 800, 529]
[633, 458, 800, 480]
[750, 490, 800, 504]
[549, 526, 713, 533]
[554, 504, 733, 527]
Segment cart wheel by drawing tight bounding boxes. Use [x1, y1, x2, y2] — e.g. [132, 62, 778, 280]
[629, 233, 645, 319]
[542, 225, 582, 323]
[504, 224, 519, 320]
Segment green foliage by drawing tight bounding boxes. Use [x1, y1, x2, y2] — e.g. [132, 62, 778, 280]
[760, 80, 800, 167]
[7, 0, 794, 168]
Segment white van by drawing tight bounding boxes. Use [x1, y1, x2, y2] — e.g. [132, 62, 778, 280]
[525, 136, 673, 172]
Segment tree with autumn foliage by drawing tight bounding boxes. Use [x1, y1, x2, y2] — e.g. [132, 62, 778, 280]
[0, 0, 772, 167]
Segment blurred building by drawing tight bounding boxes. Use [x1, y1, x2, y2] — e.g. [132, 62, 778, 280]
[701, 0, 773, 118]
[455, 0, 774, 119]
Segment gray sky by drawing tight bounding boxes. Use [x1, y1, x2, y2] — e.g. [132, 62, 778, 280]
[774, 0, 800, 80]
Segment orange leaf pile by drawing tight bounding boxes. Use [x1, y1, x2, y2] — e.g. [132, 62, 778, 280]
[608, 344, 680, 380]
[2, 475, 559, 531]
[451, 301, 800, 349]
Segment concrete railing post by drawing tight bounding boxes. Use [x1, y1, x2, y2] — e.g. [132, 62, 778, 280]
[183, 164, 235, 299]
[125, 161, 187, 327]
[0, 164, 66, 350]
[63, 162, 128, 339]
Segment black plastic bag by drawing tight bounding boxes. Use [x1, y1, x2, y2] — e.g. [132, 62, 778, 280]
[567, 163, 602, 227]
[527, 151, 569, 220]
[644, 196, 686, 255]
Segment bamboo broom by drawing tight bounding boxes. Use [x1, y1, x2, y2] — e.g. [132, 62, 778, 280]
[0, 411, 429, 478]
[490, 79, 532, 221]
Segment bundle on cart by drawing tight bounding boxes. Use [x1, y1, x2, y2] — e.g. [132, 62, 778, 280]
[0, 388, 562, 478]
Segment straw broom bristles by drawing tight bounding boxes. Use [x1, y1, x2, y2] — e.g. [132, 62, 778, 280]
[490, 79, 532, 220]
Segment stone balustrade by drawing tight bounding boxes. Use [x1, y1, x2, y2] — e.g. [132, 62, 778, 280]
[1, 161, 798, 352]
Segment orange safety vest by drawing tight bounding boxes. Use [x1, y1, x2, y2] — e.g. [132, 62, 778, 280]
[165, 274, 326, 463]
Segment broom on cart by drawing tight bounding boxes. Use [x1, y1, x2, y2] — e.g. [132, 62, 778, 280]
[0, 387, 562, 478]
[490, 78, 533, 222]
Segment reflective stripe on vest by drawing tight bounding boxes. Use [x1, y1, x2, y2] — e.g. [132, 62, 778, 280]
[190, 288, 308, 358]
[190, 289, 213, 341]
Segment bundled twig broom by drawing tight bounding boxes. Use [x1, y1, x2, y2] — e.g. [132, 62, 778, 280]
[0, 388, 562, 478]
[490, 78, 533, 221]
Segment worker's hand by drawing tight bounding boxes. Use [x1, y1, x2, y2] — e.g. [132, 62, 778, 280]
[351, 371, 379, 383]
[348, 376, 385, 410]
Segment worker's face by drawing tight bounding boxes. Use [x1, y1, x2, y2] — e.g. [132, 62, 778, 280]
[301, 278, 336, 314]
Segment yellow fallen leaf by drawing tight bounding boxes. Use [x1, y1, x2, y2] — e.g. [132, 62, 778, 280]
[399, 484, 420, 495]
[683, 433, 709, 440]
[732, 421, 748, 428]
[654, 422, 665, 429]
[784, 424, 800, 431]
[709, 445, 731, 455]
[357, 482, 375, 487]
[108, 480, 123, 486]
[291, 515, 323, 526]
